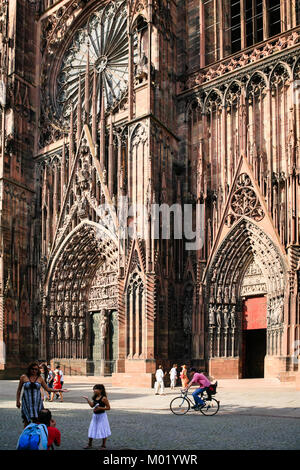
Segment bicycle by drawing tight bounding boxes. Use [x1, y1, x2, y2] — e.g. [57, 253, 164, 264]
[170, 382, 220, 416]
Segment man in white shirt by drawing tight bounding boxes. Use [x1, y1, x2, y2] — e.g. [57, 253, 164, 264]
[154, 365, 165, 395]
[169, 364, 177, 389]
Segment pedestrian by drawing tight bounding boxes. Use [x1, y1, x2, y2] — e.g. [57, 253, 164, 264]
[82, 384, 111, 450]
[169, 364, 177, 390]
[180, 365, 189, 389]
[47, 365, 54, 389]
[54, 364, 64, 400]
[37, 409, 61, 450]
[39, 363, 49, 401]
[49, 369, 64, 402]
[154, 365, 166, 395]
[16, 362, 68, 427]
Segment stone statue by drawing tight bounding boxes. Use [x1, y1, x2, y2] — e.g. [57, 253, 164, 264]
[277, 298, 284, 324]
[48, 316, 56, 338]
[230, 305, 236, 328]
[273, 297, 284, 325]
[78, 320, 86, 341]
[267, 299, 273, 326]
[64, 319, 71, 340]
[100, 310, 109, 342]
[64, 304, 71, 317]
[57, 317, 63, 341]
[216, 305, 222, 328]
[223, 305, 229, 328]
[70, 318, 76, 340]
[209, 304, 215, 325]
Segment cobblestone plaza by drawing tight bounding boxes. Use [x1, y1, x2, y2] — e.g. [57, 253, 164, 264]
[0, 377, 299, 451]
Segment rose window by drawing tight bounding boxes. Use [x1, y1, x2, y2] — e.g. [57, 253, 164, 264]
[56, 0, 130, 127]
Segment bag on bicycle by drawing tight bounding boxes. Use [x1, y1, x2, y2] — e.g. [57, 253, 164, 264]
[207, 381, 217, 395]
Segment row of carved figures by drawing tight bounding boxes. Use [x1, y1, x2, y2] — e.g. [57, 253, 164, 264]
[48, 316, 86, 341]
[208, 296, 284, 329]
[209, 304, 236, 328]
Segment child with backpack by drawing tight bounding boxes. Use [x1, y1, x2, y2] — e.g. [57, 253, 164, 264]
[16, 409, 61, 451]
[82, 384, 111, 450]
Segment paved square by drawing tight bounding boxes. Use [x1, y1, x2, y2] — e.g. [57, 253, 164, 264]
[0, 377, 299, 450]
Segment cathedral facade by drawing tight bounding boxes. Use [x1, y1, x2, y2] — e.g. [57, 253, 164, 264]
[0, 0, 299, 385]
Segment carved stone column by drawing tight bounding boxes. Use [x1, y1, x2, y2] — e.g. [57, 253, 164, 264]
[100, 309, 109, 376]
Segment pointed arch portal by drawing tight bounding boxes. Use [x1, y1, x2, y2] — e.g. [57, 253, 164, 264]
[45, 220, 119, 375]
[205, 218, 287, 378]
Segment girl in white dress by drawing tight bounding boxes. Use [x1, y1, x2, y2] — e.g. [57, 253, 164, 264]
[82, 384, 111, 449]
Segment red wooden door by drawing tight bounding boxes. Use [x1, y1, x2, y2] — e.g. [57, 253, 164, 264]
[242, 296, 267, 330]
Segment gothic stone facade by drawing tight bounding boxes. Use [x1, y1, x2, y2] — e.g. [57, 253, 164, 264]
[0, 0, 300, 384]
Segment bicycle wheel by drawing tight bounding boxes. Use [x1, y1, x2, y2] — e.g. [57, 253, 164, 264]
[170, 396, 190, 415]
[200, 398, 219, 416]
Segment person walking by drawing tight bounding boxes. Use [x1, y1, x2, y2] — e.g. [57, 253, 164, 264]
[39, 364, 49, 401]
[16, 362, 68, 427]
[54, 364, 64, 400]
[82, 384, 111, 450]
[49, 370, 64, 402]
[47, 366, 54, 389]
[180, 365, 189, 389]
[154, 365, 166, 395]
[169, 364, 177, 390]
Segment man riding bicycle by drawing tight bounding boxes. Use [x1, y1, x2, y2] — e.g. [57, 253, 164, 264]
[184, 368, 211, 410]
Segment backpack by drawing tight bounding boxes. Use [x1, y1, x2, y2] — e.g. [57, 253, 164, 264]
[17, 423, 48, 451]
[207, 381, 218, 396]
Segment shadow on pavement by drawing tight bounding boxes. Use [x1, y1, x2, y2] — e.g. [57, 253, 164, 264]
[1, 403, 299, 451]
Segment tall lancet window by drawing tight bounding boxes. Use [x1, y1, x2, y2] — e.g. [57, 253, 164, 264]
[126, 272, 144, 358]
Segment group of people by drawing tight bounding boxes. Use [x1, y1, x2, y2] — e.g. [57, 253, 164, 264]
[16, 361, 213, 450]
[39, 363, 65, 402]
[154, 364, 189, 394]
[16, 362, 111, 451]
